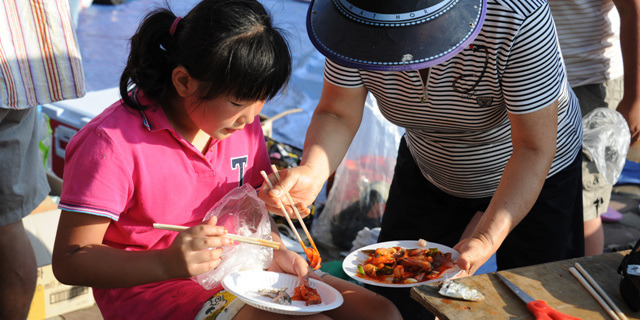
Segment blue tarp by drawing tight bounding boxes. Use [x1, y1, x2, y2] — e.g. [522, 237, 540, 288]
[617, 160, 640, 185]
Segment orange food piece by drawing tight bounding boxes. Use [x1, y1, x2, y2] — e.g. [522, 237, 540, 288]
[305, 247, 322, 270]
[292, 283, 322, 305]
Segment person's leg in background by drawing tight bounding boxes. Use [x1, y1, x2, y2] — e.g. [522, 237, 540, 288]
[584, 218, 605, 256]
[582, 151, 609, 256]
[0, 108, 51, 320]
[573, 77, 624, 256]
[0, 221, 38, 320]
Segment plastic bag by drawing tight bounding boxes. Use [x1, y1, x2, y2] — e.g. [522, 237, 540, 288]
[193, 184, 273, 290]
[311, 93, 404, 251]
[350, 227, 381, 252]
[582, 108, 630, 185]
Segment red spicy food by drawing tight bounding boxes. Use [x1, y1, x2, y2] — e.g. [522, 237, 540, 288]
[291, 283, 322, 305]
[356, 246, 455, 284]
[305, 247, 322, 270]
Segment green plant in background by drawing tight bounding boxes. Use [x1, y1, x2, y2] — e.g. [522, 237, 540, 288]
[38, 110, 52, 170]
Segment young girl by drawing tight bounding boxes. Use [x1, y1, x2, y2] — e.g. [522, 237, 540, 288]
[51, 1, 400, 319]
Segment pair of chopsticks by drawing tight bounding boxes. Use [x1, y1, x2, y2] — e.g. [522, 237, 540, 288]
[260, 165, 319, 255]
[152, 223, 280, 249]
[569, 262, 628, 320]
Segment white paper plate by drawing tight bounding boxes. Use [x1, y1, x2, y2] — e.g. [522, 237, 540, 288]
[221, 270, 343, 315]
[342, 240, 462, 288]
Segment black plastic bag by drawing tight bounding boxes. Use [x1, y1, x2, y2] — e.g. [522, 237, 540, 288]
[618, 238, 640, 311]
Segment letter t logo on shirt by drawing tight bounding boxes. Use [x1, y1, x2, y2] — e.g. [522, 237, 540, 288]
[231, 156, 248, 186]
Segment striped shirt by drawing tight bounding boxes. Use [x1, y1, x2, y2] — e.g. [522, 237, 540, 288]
[324, 0, 583, 198]
[549, 0, 623, 87]
[0, 0, 85, 110]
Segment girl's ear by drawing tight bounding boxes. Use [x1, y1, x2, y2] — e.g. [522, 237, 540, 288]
[172, 66, 198, 97]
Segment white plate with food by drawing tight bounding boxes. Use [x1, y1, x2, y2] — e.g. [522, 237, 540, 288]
[221, 270, 343, 315]
[342, 240, 462, 288]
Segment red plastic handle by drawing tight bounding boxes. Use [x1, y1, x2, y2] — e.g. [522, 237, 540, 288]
[527, 300, 582, 320]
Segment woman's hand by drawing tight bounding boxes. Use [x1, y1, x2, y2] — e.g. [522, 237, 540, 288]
[453, 235, 495, 277]
[259, 165, 324, 218]
[267, 247, 322, 284]
[161, 216, 233, 279]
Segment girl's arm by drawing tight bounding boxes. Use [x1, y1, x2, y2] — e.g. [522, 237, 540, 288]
[52, 211, 231, 288]
[454, 100, 559, 275]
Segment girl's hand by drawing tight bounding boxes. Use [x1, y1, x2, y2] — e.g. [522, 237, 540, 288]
[161, 216, 233, 278]
[258, 166, 324, 217]
[267, 247, 322, 284]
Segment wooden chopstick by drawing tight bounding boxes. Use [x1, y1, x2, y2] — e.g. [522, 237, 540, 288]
[574, 263, 628, 320]
[153, 223, 189, 232]
[270, 164, 319, 254]
[569, 267, 620, 320]
[569, 263, 628, 320]
[259, 171, 308, 251]
[152, 223, 280, 249]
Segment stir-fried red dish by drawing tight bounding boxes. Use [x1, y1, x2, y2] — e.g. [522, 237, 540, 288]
[356, 246, 455, 284]
[292, 283, 322, 305]
[305, 247, 322, 270]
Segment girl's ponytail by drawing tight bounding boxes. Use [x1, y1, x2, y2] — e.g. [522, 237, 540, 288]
[119, 9, 178, 110]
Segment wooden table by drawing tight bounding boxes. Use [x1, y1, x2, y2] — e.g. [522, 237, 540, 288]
[411, 251, 640, 319]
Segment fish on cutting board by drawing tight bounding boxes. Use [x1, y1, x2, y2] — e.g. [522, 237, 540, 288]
[438, 280, 485, 302]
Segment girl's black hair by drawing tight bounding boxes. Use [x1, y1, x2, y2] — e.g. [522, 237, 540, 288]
[119, 0, 292, 110]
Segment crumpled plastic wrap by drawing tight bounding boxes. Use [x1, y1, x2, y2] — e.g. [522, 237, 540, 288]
[350, 227, 381, 252]
[582, 107, 630, 185]
[193, 184, 273, 290]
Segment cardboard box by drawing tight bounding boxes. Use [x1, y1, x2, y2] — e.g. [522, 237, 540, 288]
[24, 207, 96, 320]
[28, 264, 94, 320]
[40, 87, 120, 179]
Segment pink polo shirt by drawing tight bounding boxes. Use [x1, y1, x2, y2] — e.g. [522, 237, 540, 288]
[59, 93, 271, 320]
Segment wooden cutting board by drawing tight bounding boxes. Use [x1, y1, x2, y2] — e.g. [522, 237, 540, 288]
[411, 251, 640, 319]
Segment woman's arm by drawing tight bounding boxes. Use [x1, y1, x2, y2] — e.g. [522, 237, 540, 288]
[260, 79, 368, 214]
[52, 211, 230, 288]
[454, 100, 559, 275]
[301, 79, 369, 181]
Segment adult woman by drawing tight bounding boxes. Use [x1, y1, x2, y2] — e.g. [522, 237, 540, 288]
[260, 0, 585, 318]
